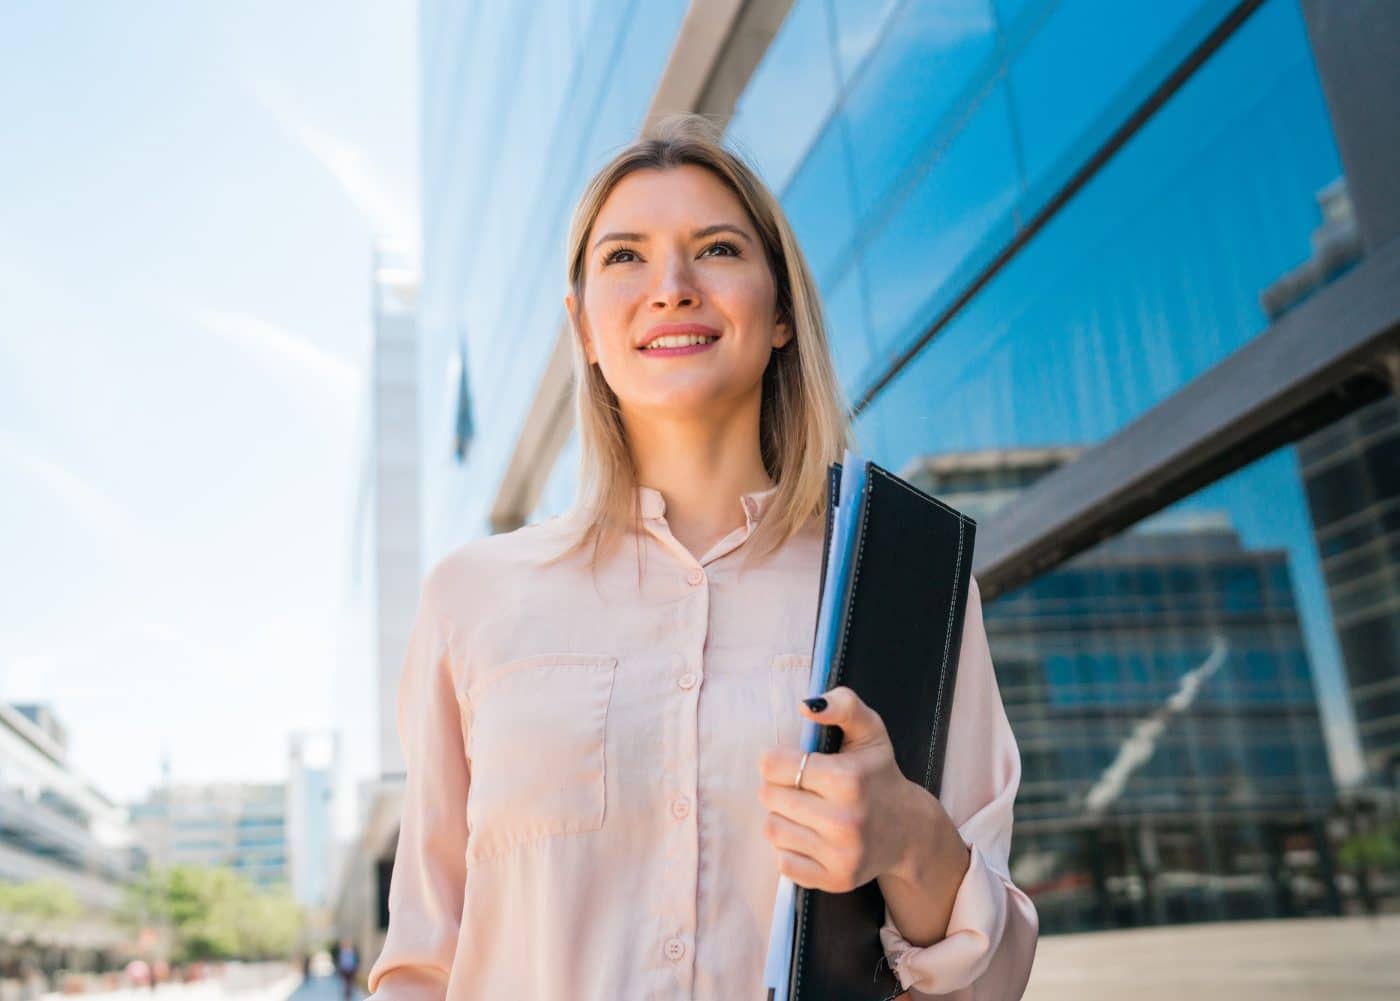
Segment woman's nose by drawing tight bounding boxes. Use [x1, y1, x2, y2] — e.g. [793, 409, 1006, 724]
[650, 253, 700, 309]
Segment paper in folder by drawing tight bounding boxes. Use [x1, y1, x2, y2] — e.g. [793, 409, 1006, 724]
[763, 450, 977, 1001]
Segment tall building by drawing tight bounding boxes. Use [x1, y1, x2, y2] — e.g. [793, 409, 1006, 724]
[128, 781, 288, 888]
[330, 242, 422, 959]
[1298, 397, 1400, 785]
[405, 0, 1400, 950]
[0, 702, 136, 955]
[366, 240, 423, 781]
[1268, 179, 1400, 787]
[287, 730, 338, 910]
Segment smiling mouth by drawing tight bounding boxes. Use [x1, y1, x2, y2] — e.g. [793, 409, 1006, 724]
[640, 334, 720, 350]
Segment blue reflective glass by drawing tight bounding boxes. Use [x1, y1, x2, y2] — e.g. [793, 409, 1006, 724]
[991, 0, 1048, 32]
[726, 0, 840, 193]
[1008, 0, 1235, 202]
[855, 0, 1340, 460]
[840, 0, 1001, 219]
[781, 121, 859, 292]
[821, 262, 874, 401]
[857, 82, 1020, 367]
[827, 0, 902, 84]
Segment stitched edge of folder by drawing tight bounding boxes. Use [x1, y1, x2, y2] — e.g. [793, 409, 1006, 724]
[792, 465, 876, 1001]
[926, 509, 963, 792]
[872, 471, 967, 793]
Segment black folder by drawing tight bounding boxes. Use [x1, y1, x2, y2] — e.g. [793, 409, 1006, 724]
[786, 460, 977, 1001]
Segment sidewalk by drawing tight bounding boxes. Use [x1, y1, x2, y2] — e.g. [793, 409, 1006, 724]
[283, 975, 364, 1001]
[37, 968, 303, 1001]
[1025, 914, 1400, 1000]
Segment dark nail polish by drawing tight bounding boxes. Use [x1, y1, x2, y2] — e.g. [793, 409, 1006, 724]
[803, 696, 827, 712]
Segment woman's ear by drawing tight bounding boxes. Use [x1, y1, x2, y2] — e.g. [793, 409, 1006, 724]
[565, 292, 597, 365]
[772, 312, 793, 350]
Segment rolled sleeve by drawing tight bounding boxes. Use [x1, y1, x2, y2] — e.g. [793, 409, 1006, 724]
[878, 576, 1038, 998]
[366, 569, 470, 1001]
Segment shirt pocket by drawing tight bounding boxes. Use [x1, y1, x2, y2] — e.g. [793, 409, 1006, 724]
[769, 652, 814, 747]
[459, 652, 617, 866]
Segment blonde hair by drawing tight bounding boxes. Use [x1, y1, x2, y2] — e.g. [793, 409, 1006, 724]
[549, 112, 854, 572]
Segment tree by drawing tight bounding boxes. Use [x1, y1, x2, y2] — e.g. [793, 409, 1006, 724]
[119, 865, 304, 962]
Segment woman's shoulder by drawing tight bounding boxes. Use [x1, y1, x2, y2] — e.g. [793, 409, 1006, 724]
[421, 515, 580, 604]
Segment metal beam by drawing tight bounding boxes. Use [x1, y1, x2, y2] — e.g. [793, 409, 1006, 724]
[1301, 0, 1400, 251]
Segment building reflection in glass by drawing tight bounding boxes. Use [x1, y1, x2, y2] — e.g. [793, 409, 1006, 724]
[907, 450, 1339, 933]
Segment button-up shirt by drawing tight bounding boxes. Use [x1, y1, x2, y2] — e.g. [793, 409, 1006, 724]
[367, 483, 1037, 1000]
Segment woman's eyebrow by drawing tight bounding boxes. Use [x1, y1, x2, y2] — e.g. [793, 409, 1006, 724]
[591, 223, 752, 252]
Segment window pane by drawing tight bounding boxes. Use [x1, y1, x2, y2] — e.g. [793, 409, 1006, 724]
[841, 0, 1000, 219]
[857, 0, 1343, 457]
[726, 0, 841, 193]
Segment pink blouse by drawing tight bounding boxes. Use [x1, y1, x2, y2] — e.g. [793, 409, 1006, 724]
[366, 483, 1038, 1000]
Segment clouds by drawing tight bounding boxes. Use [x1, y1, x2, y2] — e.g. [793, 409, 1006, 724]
[249, 76, 417, 244]
[194, 307, 360, 400]
[0, 430, 144, 545]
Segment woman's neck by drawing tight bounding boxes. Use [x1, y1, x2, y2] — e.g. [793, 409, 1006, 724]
[624, 402, 772, 560]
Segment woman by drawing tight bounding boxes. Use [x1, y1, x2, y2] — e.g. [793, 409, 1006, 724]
[366, 113, 1037, 1000]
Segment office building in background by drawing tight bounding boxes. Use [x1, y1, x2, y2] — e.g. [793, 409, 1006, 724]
[331, 241, 422, 959]
[0, 702, 135, 956]
[129, 781, 288, 888]
[287, 730, 338, 911]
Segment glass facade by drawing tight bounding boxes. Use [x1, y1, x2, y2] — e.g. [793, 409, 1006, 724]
[419, 0, 691, 552]
[919, 450, 1339, 930]
[729, 0, 1393, 935]
[421, 0, 1399, 946]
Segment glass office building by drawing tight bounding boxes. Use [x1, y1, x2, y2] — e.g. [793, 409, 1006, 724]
[416, 0, 1400, 938]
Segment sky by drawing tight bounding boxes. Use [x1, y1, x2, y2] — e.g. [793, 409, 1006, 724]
[0, 1, 418, 805]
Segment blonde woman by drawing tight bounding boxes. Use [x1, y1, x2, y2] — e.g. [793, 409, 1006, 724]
[366, 113, 1037, 1000]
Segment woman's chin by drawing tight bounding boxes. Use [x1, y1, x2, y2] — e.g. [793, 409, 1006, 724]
[625, 385, 736, 418]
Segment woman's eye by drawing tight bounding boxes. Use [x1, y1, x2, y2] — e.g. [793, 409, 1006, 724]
[701, 240, 740, 258]
[601, 240, 740, 267]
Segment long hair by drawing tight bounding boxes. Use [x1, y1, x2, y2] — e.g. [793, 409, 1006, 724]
[548, 112, 854, 572]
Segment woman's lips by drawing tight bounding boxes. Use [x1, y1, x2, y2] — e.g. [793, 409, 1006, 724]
[638, 339, 718, 357]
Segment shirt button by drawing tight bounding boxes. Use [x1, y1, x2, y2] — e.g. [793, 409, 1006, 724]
[663, 937, 686, 961]
[678, 672, 697, 690]
[671, 796, 691, 819]
[686, 568, 705, 586]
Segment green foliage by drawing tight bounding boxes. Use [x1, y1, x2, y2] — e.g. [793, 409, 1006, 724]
[1338, 823, 1400, 873]
[0, 879, 82, 923]
[119, 865, 304, 962]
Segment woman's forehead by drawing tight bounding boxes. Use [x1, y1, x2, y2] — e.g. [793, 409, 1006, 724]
[595, 165, 748, 231]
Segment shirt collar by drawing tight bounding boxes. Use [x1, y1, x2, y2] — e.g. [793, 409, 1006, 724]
[637, 482, 780, 528]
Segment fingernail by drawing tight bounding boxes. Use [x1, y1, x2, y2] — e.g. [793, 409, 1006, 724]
[802, 696, 827, 713]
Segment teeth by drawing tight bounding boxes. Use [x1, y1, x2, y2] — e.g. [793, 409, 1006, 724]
[643, 334, 718, 349]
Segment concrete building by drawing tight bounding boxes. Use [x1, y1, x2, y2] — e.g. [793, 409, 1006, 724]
[329, 242, 421, 960]
[1298, 396, 1400, 785]
[128, 781, 288, 888]
[286, 730, 337, 910]
[0, 702, 135, 954]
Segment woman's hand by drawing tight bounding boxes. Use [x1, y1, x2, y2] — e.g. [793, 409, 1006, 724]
[757, 685, 970, 946]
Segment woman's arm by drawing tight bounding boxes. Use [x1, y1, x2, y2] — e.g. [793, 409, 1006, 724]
[365, 571, 469, 1001]
[877, 574, 1039, 999]
[758, 574, 1039, 998]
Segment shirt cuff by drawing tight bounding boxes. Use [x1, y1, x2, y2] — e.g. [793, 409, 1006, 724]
[366, 966, 450, 1001]
[879, 842, 1009, 996]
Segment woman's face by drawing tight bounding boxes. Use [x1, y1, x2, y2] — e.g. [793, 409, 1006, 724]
[566, 164, 791, 421]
